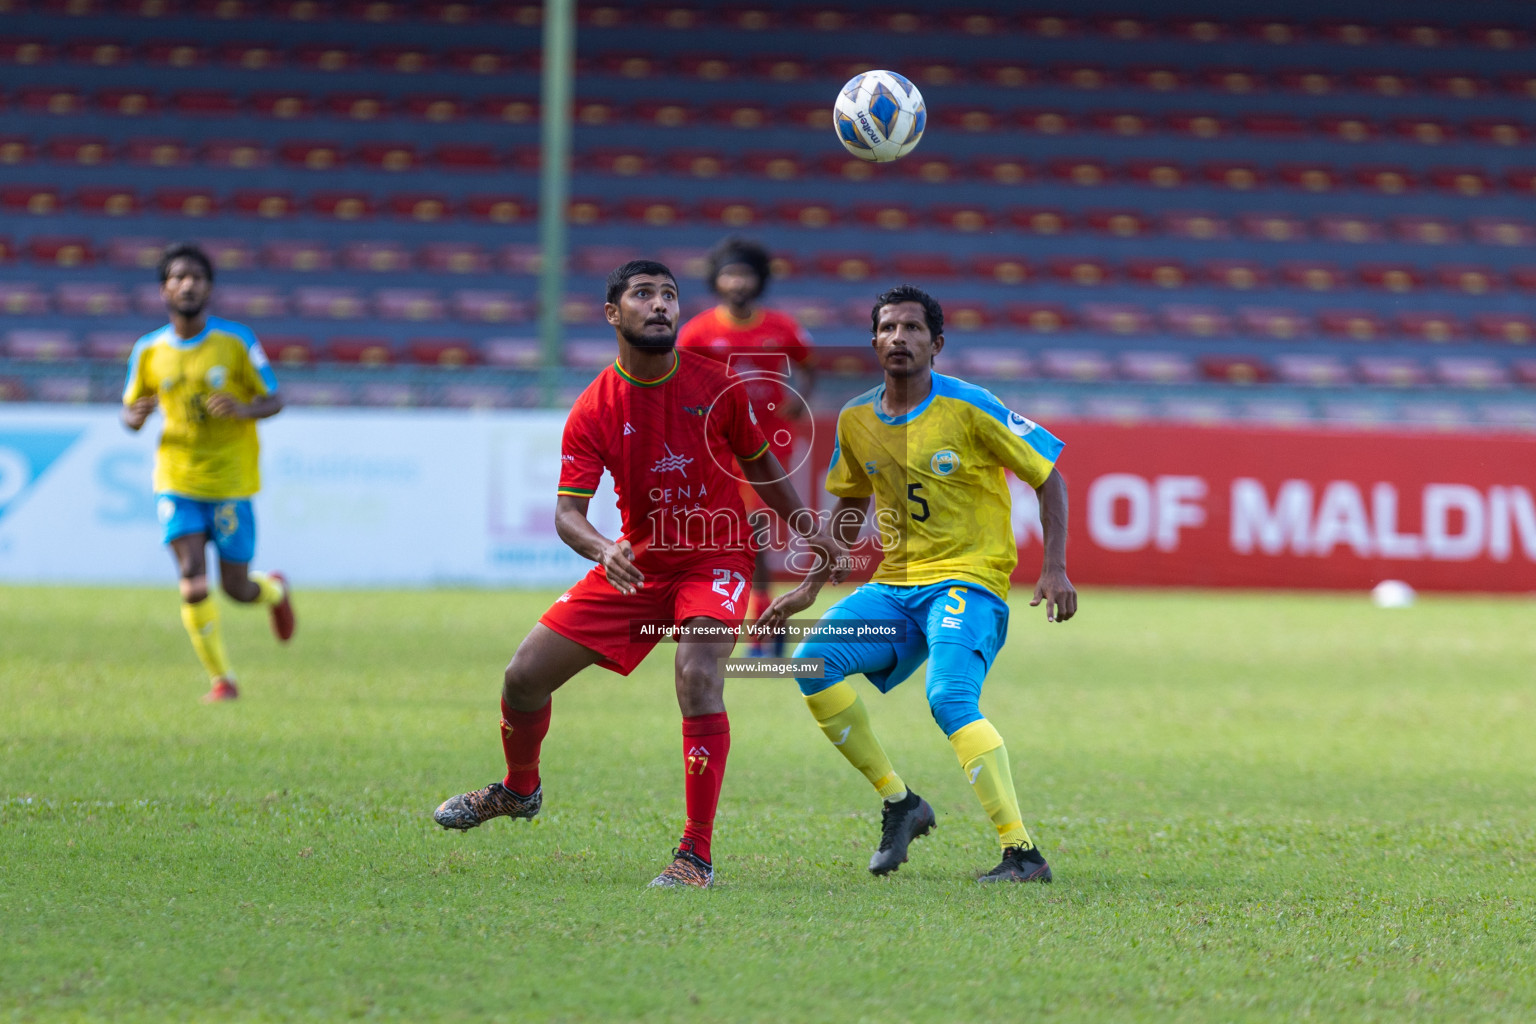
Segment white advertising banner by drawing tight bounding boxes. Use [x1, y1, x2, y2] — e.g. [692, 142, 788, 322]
[0, 405, 621, 586]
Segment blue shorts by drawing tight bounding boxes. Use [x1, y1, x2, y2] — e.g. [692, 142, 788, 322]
[156, 494, 256, 564]
[794, 581, 1011, 734]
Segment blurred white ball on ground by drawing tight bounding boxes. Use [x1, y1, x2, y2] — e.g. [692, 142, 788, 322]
[833, 70, 927, 163]
[1371, 580, 1416, 608]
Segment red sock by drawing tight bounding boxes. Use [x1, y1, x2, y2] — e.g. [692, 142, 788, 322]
[500, 698, 550, 795]
[680, 712, 730, 864]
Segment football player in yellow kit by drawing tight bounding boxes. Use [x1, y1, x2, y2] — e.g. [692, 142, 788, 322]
[122, 244, 295, 703]
[758, 285, 1077, 883]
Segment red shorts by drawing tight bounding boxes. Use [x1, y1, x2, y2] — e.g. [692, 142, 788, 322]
[539, 558, 756, 675]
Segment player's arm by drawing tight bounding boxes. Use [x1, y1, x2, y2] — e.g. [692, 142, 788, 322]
[739, 452, 848, 582]
[1030, 468, 1076, 623]
[206, 392, 283, 420]
[554, 494, 643, 595]
[121, 395, 157, 431]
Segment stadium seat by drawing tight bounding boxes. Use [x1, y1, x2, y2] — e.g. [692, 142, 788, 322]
[1049, 257, 1113, 287]
[1239, 307, 1312, 339]
[1242, 214, 1307, 242]
[1318, 215, 1385, 243]
[3, 186, 62, 216]
[1430, 167, 1494, 196]
[1005, 303, 1076, 333]
[930, 205, 994, 232]
[250, 91, 315, 119]
[376, 288, 447, 321]
[499, 244, 542, 275]
[1127, 161, 1188, 188]
[1396, 216, 1460, 244]
[310, 192, 376, 220]
[278, 140, 341, 170]
[47, 136, 112, 165]
[1434, 357, 1510, 388]
[453, 290, 529, 323]
[666, 149, 733, 179]
[417, 242, 489, 275]
[1049, 157, 1113, 186]
[214, 285, 287, 318]
[1358, 264, 1426, 293]
[200, 139, 269, 169]
[295, 287, 368, 319]
[1398, 312, 1466, 343]
[4, 329, 80, 361]
[403, 95, 466, 122]
[77, 187, 140, 217]
[56, 283, 128, 316]
[482, 337, 540, 369]
[1318, 310, 1389, 341]
[1204, 162, 1266, 190]
[1471, 219, 1536, 246]
[1039, 349, 1115, 381]
[262, 336, 317, 366]
[98, 88, 161, 116]
[621, 198, 685, 227]
[944, 302, 995, 331]
[85, 330, 137, 361]
[1276, 354, 1354, 387]
[20, 87, 85, 114]
[1473, 121, 1529, 147]
[1203, 261, 1269, 289]
[1127, 259, 1192, 288]
[106, 238, 166, 271]
[358, 142, 419, 173]
[151, 187, 217, 217]
[1509, 267, 1536, 292]
[1357, 356, 1429, 387]
[1245, 113, 1309, 137]
[971, 255, 1031, 285]
[1120, 351, 1197, 383]
[433, 144, 500, 172]
[295, 45, 359, 72]
[408, 337, 477, 367]
[231, 190, 297, 218]
[820, 154, 879, 183]
[124, 138, 189, 167]
[740, 151, 805, 180]
[263, 240, 333, 272]
[697, 198, 764, 228]
[0, 137, 36, 166]
[464, 195, 530, 225]
[956, 348, 1034, 379]
[441, 383, 522, 409]
[327, 336, 394, 365]
[1200, 355, 1272, 385]
[776, 200, 839, 228]
[1087, 210, 1152, 237]
[27, 236, 93, 267]
[172, 90, 239, 116]
[1166, 113, 1228, 139]
[889, 253, 958, 278]
[1474, 313, 1536, 344]
[1094, 111, 1155, 137]
[813, 252, 880, 282]
[1162, 304, 1234, 337]
[1512, 359, 1536, 387]
[1166, 212, 1232, 240]
[327, 92, 389, 120]
[774, 297, 842, 330]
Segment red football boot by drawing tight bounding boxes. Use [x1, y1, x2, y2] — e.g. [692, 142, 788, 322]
[202, 677, 239, 703]
[268, 572, 295, 642]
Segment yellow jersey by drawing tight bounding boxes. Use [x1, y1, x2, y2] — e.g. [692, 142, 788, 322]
[123, 316, 279, 500]
[826, 372, 1063, 600]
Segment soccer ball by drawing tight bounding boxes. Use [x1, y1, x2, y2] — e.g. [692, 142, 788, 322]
[833, 70, 926, 163]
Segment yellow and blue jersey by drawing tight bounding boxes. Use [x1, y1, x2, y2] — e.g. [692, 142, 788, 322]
[123, 316, 278, 500]
[826, 372, 1063, 600]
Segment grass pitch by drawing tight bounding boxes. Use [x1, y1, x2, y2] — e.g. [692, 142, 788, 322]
[2, 584, 1535, 1022]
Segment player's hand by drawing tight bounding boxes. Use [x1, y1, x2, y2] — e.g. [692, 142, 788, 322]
[1031, 567, 1077, 623]
[204, 392, 247, 419]
[752, 582, 818, 636]
[804, 525, 851, 585]
[123, 395, 158, 429]
[599, 539, 643, 595]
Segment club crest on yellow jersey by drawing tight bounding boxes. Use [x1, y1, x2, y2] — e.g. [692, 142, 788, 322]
[930, 449, 960, 475]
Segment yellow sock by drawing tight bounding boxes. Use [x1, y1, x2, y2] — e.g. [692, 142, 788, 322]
[180, 598, 233, 682]
[804, 681, 907, 801]
[949, 719, 1033, 850]
[248, 571, 284, 606]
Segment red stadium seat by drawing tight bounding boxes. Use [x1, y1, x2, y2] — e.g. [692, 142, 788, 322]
[584, 147, 654, 176]
[311, 192, 376, 220]
[479, 95, 537, 123]
[957, 347, 1034, 379]
[19, 87, 84, 115]
[1239, 307, 1312, 339]
[1513, 359, 1536, 386]
[1203, 162, 1266, 190]
[409, 338, 479, 368]
[818, 153, 879, 183]
[1395, 216, 1460, 245]
[482, 337, 540, 368]
[1200, 355, 1271, 385]
[77, 187, 139, 216]
[453, 291, 530, 324]
[212, 285, 287, 318]
[341, 241, 411, 272]
[1049, 257, 1113, 287]
[0, 39, 54, 66]
[1317, 215, 1385, 244]
[633, 100, 697, 128]
[263, 337, 317, 367]
[1281, 262, 1346, 291]
[1357, 357, 1429, 387]
[1429, 167, 1495, 197]
[376, 289, 447, 322]
[57, 283, 128, 316]
[204, 139, 271, 169]
[153, 187, 218, 217]
[96, 88, 161, 116]
[466, 195, 531, 224]
[125, 138, 189, 167]
[172, 90, 238, 116]
[1049, 158, 1113, 187]
[854, 204, 918, 231]
[572, 245, 636, 276]
[1358, 264, 1426, 293]
[1276, 70, 1337, 96]
[776, 200, 839, 229]
[1398, 312, 1467, 343]
[220, 43, 281, 70]
[973, 156, 1034, 186]
[27, 236, 93, 267]
[894, 154, 958, 184]
[1243, 113, 1309, 137]
[1470, 219, 1536, 246]
[1086, 209, 1151, 237]
[1014, 109, 1075, 135]
[1437, 267, 1499, 294]
[1319, 116, 1379, 143]
[1434, 357, 1510, 388]
[0, 283, 49, 316]
[0, 238, 10, 264]
[1126, 66, 1187, 91]
[250, 91, 315, 119]
[1241, 212, 1308, 242]
[1206, 67, 1265, 94]
[1023, 14, 1080, 38]
[1007, 207, 1073, 235]
[85, 331, 138, 361]
[740, 151, 806, 180]
[1167, 113, 1229, 139]
[1126, 160, 1188, 188]
[889, 253, 958, 279]
[1005, 303, 1076, 334]
[698, 198, 764, 228]
[1161, 304, 1233, 337]
[781, 101, 831, 132]
[1471, 120, 1529, 147]
[666, 149, 733, 179]
[403, 95, 465, 122]
[1277, 163, 1342, 192]
[1428, 74, 1487, 99]
[1318, 310, 1389, 341]
[1509, 266, 1536, 292]
[1054, 64, 1114, 90]
[1126, 259, 1191, 289]
[567, 197, 609, 225]
[328, 337, 395, 365]
[2, 185, 62, 216]
[1354, 165, 1417, 194]
[940, 107, 1003, 134]
[231, 189, 296, 218]
[1475, 314, 1536, 345]
[813, 252, 881, 281]
[263, 240, 333, 272]
[1164, 211, 1232, 240]
[434, 144, 501, 172]
[621, 198, 686, 227]
[296, 289, 369, 321]
[106, 237, 164, 270]
[386, 193, 450, 222]
[1356, 72, 1413, 98]
[930, 205, 993, 232]
[1039, 349, 1115, 380]
[373, 47, 435, 74]
[971, 255, 1032, 285]
[1203, 260, 1269, 289]
[1276, 354, 1353, 387]
[327, 93, 390, 121]
[775, 297, 843, 331]
[47, 136, 112, 165]
[202, 239, 257, 272]
[573, 99, 623, 126]
[147, 43, 209, 69]
[1120, 351, 1197, 383]
[944, 302, 995, 331]
[1469, 26, 1527, 49]
[278, 140, 341, 170]
[499, 244, 542, 274]
[421, 243, 490, 275]
[5, 329, 80, 361]
[0, 137, 36, 166]
[358, 143, 419, 173]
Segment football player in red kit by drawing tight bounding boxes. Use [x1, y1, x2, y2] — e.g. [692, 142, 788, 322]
[677, 238, 816, 654]
[433, 260, 845, 888]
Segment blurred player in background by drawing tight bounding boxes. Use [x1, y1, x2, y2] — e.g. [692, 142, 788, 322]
[757, 285, 1076, 884]
[121, 243, 295, 704]
[677, 237, 815, 656]
[433, 260, 845, 889]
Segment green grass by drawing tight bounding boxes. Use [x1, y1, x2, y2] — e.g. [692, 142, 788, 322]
[2, 584, 1535, 1022]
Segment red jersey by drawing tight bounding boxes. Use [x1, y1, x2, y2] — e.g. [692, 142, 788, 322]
[557, 350, 770, 575]
[677, 306, 813, 436]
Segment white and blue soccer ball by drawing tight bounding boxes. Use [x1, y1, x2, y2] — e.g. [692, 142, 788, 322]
[833, 70, 926, 163]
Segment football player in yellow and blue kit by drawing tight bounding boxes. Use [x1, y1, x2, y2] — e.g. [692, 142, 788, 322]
[757, 285, 1077, 883]
[122, 243, 295, 703]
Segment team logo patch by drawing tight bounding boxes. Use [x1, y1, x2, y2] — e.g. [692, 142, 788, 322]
[206, 364, 228, 389]
[930, 450, 960, 476]
[1008, 411, 1037, 437]
[650, 442, 693, 478]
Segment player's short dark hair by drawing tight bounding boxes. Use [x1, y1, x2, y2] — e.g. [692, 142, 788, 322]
[705, 236, 772, 298]
[606, 259, 677, 304]
[871, 284, 943, 338]
[157, 242, 214, 283]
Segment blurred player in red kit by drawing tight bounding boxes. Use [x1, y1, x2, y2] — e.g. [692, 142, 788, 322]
[678, 238, 816, 655]
[433, 260, 845, 888]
